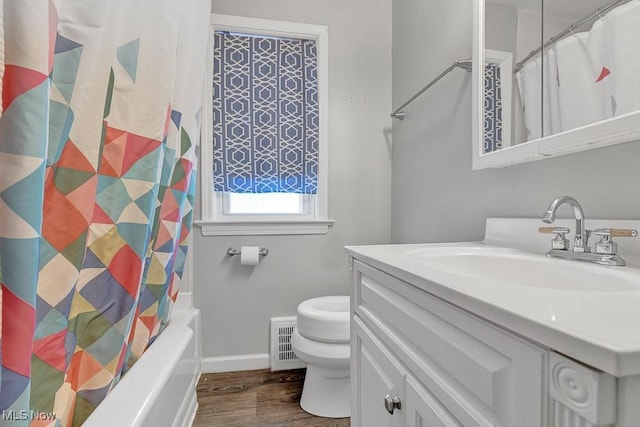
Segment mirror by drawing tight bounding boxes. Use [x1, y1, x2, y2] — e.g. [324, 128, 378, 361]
[472, 0, 640, 169]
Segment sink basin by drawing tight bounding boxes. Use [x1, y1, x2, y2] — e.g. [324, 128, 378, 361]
[406, 246, 639, 292]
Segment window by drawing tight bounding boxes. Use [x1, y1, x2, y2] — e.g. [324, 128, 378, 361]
[227, 193, 307, 215]
[197, 15, 332, 236]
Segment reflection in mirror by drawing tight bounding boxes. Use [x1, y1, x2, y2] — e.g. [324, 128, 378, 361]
[483, 49, 512, 152]
[484, 0, 542, 152]
[483, 0, 640, 154]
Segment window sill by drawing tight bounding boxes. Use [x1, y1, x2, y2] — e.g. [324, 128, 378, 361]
[194, 219, 335, 236]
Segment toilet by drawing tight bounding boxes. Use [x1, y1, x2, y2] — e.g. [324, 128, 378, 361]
[291, 295, 351, 418]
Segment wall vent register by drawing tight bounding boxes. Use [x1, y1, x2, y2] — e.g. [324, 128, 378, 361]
[270, 316, 305, 371]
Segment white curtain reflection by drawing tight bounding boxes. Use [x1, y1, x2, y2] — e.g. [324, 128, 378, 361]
[516, 0, 640, 141]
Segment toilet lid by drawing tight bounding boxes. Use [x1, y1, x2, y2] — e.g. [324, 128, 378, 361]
[296, 296, 350, 343]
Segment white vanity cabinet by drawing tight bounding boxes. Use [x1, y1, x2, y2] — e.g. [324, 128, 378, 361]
[350, 258, 623, 427]
[351, 259, 546, 427]
[348, 218, 640, 427]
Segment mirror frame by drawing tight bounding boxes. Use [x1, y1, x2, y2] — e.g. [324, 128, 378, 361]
[472, 0, 640, 170]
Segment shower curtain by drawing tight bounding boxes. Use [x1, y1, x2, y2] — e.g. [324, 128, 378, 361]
[0, 1, 209, 425]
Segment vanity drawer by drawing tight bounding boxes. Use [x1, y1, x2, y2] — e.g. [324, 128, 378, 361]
[352, 260, 547, 427]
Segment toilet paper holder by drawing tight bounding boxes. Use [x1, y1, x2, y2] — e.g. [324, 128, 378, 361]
[226, 247, 269, 257]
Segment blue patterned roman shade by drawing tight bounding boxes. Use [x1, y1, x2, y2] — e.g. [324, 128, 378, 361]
[483, 62, 503, 153]
[212, 31, 319, 194]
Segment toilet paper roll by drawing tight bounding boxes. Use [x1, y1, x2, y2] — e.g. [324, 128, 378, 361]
[240, 246, 260, 265]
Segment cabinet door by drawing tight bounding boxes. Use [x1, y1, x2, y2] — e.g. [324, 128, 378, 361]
[352, 317, 405, 427]
[405, 376, 462, 427]
[354, 261, 545, 426]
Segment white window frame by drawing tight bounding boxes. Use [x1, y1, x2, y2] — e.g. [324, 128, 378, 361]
[196, 14, 333, 236]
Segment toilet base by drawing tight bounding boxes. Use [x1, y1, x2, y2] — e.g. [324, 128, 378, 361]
[299, 364, 351, 418]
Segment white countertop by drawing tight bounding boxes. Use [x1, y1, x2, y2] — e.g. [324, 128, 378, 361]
[346, 218, 640, 377]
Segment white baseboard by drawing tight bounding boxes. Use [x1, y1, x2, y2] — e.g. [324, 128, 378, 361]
[201, 353, 270, 373]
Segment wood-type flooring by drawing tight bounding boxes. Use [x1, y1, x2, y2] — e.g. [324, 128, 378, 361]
[193, 369, 351, 427]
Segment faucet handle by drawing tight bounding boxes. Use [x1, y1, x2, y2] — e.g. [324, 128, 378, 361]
[593, 228, 638, 238]
[538, 226, 570, 234]
[539, 226, 570, 250]
[593, 228, 638, 255]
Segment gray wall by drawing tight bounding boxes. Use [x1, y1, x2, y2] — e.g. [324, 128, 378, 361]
[391, 0, 640, 244]
[485, 2, 517, 54]
[194, 0, 392, 359]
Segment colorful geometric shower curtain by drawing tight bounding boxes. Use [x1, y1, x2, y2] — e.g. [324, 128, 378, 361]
[0, 1, 209, 425]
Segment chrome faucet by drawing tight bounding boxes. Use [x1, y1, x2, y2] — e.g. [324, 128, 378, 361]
[540, 195, 638, 266]
[542, 196, 589, 252]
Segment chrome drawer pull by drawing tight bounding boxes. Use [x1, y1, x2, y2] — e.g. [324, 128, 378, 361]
[384, 394, 401, 414]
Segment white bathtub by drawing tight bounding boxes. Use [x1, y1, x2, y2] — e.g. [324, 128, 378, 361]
[84, 305, 201, 427]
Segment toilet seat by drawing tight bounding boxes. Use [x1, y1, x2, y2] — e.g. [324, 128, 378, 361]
[296, 296, 350, 343]
[291, 327, 350, 369]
